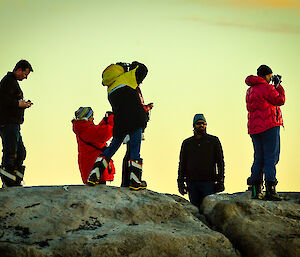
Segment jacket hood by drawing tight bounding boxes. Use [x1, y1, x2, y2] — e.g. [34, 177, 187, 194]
[72, 120, 91, 135]
[102, 64, 139, 93]
[245, 75, 267, 87]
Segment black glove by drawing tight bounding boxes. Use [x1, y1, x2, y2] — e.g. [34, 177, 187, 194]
[103, 111, 113, 123]
[177, 179, 187, 196]
[214, 181, 225, 193]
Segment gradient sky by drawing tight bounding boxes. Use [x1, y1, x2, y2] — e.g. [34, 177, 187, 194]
[0, 0, 299, 195]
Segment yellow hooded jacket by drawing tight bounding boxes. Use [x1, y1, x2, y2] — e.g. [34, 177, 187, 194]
[102, 64, 139, 94]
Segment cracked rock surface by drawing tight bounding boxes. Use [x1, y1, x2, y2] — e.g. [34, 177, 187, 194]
[0, 185, 239, 257]
[200, 192, 300, 257]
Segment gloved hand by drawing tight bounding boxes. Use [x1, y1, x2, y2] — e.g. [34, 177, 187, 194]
[177, 179, 187, 196]
[271, 74, 282, 87]
[215, 181, 225, 193]
[103, 111, 114, 124]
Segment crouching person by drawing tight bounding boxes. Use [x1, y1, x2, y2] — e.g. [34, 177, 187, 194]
[72, 107, 115, 185]
[177, 114, 225, 210]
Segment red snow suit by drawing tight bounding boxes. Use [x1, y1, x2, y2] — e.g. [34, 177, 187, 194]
[245, 75, 285, 135]
[72, 115, 115, 184]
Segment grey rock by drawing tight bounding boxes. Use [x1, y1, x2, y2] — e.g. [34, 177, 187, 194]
[201, 191, 300, 257]
[0, 186, 239, 257]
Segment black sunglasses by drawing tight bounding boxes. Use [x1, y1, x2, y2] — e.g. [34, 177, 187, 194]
[195, 121, 207, 126]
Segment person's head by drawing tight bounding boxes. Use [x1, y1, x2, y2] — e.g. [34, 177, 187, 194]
[193, 114, 207, 135]
[257, 65, 273, 84]
[75, 107, 94, 123]
[13, 60, 33, 81]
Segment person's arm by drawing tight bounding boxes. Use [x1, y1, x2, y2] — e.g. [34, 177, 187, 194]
[178, 141, 188, 195]
[130, 61, 148, 85]
[215, 137, 225, 182]
[0, 80, 19, 108]
[264, 84, 285, 106]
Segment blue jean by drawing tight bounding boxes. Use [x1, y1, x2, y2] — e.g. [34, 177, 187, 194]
[250, 126, 280, 183]
[0, 124, 26, 170]
[102, 128, 142, 161]
[186, 181, 215, 208]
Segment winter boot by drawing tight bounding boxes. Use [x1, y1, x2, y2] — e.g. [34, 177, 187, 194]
[14, 166, 25, 186]
[247, 179, 263, 200]
[128, 159, 147, 190]
[121, 144, 130, 187]
[0, 166, 17, 188]
[265, 181, 283, 201]
[251, 184, 264, 200]
[87, 156, 108, 186]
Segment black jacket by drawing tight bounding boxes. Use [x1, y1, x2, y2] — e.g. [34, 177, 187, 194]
[0, 72, 24, 125]
[108, 63, 148, 137]
[178, 134, 225, 182]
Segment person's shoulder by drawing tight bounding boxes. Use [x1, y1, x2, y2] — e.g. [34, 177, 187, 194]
[206, 134, 220, 141]
[182, 136, 194, 144]
[0, 72, 16, 86]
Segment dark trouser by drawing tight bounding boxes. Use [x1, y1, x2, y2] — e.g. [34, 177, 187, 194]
[249, 126, 280, 183]
[0, 124, 26, 170]
[186, 181, 215, 209]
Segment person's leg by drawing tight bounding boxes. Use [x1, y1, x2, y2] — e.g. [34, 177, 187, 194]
[121, 143, 130, 187]
[87, 136, 125, 186]
[14, 134, 26, 185]
[250, 133, 264, 183]
[262, 127, 282, 201]
[186, 181, 202, 209]
[127, 128, 146, 190]
[128, 128, 142, 160]
[0, 125, 20, 187]
[199, 181, 216, 198]
[262, 127, 280, 183]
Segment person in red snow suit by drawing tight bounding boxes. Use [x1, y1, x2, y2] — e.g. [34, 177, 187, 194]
[72, 107, 115, 184]
[245, 65, 285, 201]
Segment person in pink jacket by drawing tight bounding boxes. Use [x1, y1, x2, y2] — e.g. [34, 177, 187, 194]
[245, 65, 285, 201]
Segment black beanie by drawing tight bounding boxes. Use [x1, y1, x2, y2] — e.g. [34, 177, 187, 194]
[257, 65, 272, 77]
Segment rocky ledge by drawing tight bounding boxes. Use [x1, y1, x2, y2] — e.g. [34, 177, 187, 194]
[0, 186, 299, 257]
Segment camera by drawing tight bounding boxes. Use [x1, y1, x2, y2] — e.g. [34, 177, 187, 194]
[271, 74, 282, 86]
[116, 62, 131, 72]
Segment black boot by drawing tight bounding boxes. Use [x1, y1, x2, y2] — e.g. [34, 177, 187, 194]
[128, 159, 147, 190]
[247, 178, 263, 200]
[87, 156, 108, 186]
[251, 184, 264, 200]
[265, 181, 283, 201]
[0, 166, 17, 188]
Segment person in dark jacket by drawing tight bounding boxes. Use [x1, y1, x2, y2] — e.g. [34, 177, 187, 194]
[87, 61, 149, 190]
[177, 114, 225, 209]
[0, 60, 33, 187]
[245, 65, 285, 201]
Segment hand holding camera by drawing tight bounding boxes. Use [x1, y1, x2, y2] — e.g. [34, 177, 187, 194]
[271, 74, 282, 87]
[19, 99, 33, 108]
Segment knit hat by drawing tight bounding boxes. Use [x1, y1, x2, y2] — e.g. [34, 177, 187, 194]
[75, 107, 94, 120]
[257, 65, 272, 77]
[193, 114, 206, 126]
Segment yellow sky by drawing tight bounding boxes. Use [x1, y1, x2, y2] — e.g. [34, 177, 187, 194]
[0, 0, 299, 195]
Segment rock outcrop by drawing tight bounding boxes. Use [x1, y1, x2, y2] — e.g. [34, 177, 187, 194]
[201, 192, 300, 257]
[0, 186, 299, 257]
[0, 186, 239, 257]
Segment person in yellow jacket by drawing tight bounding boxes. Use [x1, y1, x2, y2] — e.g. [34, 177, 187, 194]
[87, 61, 150, 190]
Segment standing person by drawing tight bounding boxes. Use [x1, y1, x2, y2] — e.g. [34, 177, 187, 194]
[177, 114, 225, 209]
[0, 60, 33, 187]
[87, 61, 149, 190]
[72, 107, 115, 185]
[245, 65, 285, 201]
[121, 88, 153, 187]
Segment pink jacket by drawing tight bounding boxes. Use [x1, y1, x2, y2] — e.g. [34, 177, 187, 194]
[245, 75, 285, 134]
